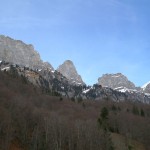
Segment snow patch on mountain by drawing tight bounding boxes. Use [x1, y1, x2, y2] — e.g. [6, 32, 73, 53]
[112, 75, 121, 78]
[1, 66, 10, 71]
[83, 89, 90, 94]
[114, 86, 137, 93]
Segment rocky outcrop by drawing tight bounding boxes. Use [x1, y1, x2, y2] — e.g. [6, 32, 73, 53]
[57, 60, 85, 85]
[0, 35, 54, 70]
[42, 62, 54, 70]
[0, 61, 73, 97]
[98, 73, 136, 89]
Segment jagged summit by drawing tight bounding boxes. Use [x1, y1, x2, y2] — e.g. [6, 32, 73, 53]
[98, 73, 136, 89]
[0, 35, 54, 70]
[142, 81, 150, 90]
[57, 60, 85, 85]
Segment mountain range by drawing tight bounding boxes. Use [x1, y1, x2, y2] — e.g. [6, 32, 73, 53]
[0, 35, 150, 103]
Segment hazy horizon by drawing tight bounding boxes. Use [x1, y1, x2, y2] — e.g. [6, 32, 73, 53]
[1, 0, 150, 86]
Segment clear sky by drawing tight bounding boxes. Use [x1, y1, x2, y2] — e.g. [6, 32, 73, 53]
[0, 0, 150, 86]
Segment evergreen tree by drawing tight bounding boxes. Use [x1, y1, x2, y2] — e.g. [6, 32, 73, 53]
[132, 106, 139, 115]
[140, 108, 145, 117]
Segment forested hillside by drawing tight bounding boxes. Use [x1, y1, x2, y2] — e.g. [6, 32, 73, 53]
[0, 70, 150, 150]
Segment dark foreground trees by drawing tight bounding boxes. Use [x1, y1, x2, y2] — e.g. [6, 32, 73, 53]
[0, 71, 106, 150]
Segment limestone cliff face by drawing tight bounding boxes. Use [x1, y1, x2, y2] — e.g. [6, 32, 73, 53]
[0, 35, 53, 70]
[57, 60, 84, 85]
[98, 73, 136, 89]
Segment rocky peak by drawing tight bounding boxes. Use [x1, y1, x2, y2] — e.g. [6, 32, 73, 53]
[98, 73, 136, 89]
[0, 35, 53, 70]
[57, 60, 84, 85]
[142, 81, 150, 93]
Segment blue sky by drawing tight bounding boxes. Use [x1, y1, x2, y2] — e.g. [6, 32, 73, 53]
[0, 0, 150, 86]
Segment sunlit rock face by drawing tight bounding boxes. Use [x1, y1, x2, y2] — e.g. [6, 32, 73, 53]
[98, 73, 136, 89]
[0, 35, 54, 70]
